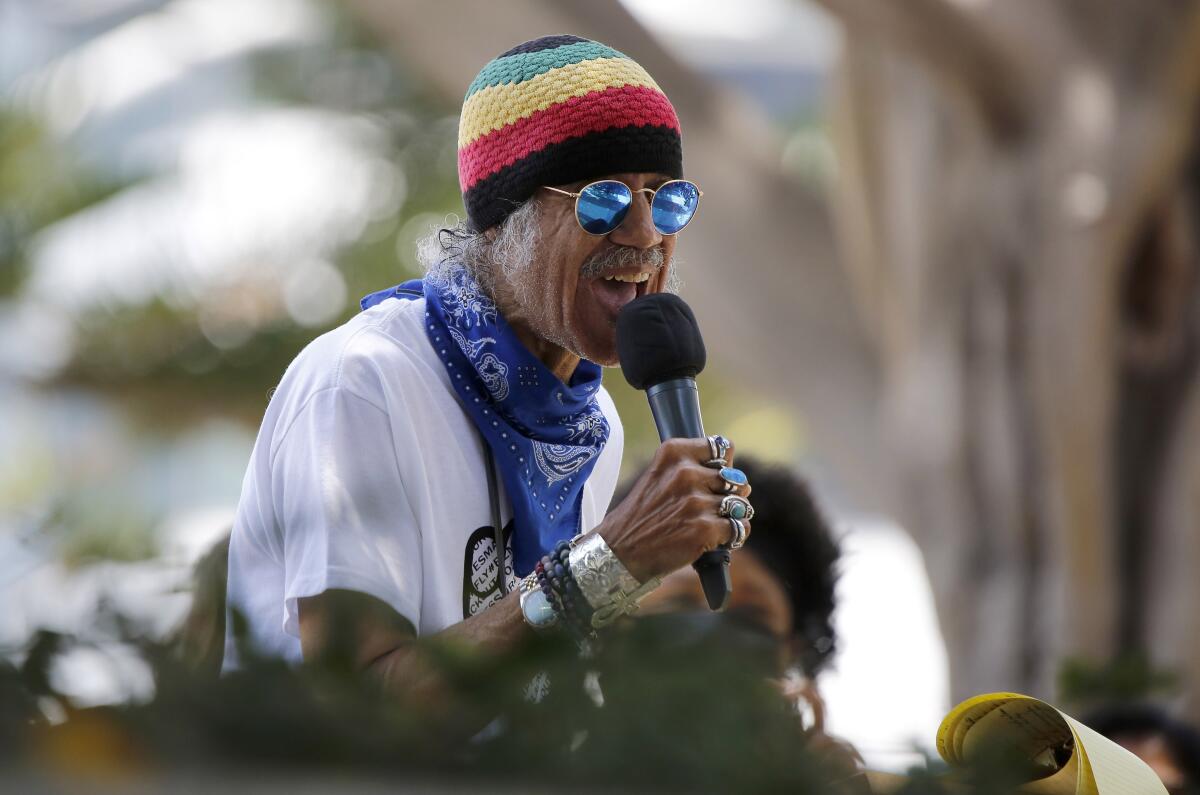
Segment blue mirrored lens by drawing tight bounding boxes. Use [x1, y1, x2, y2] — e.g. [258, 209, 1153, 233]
[576, 181, 632, 234]
[651, 181, 700, 234]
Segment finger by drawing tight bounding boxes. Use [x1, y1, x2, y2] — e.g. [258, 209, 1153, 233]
[701, 516, 743, 551]
[726, 518, 742, 548]
[700, 434, 736, 467]
[683, 460, 724, 490]
[679, 461, 751, 500]
[706, 516, 736, 552]
[722, 437, 735, 466]
[661, 436, 719, 465]
[705, 466, 752, 497]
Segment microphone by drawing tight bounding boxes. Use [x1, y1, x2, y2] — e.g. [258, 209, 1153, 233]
[617, 293, 731, 611]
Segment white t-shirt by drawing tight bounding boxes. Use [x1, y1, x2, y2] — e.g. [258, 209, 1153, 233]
[222, 295, 624, 670]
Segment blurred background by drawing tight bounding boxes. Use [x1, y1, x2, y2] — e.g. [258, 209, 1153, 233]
[2, 0, 1198, 782]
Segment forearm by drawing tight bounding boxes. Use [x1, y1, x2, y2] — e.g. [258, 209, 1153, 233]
[366, 590, 529, 706]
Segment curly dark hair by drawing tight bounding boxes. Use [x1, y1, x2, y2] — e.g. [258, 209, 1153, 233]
[613, 454, 840, 676]
[732, 456, 840, 676]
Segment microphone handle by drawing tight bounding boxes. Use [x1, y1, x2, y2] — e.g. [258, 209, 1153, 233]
[646, 378, 733, 611]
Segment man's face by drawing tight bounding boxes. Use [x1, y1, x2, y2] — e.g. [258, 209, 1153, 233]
[493, 172, 678, 366]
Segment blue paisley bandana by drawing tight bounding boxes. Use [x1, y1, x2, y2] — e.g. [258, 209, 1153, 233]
[361, 265, 610, 575]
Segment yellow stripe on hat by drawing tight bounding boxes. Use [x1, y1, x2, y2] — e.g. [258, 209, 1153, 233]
[458, 56, 662, 148]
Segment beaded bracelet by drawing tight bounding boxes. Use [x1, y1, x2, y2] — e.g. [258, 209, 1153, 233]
[546, 554, 591, 640]
[535, 542, 595, 641]
[552, 540, 594, 627]
[534, 559, 587, 643]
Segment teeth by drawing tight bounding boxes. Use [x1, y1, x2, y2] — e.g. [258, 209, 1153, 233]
[602, 272, 651, 283]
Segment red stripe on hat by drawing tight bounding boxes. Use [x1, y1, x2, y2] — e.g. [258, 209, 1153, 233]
[458, 84, 680, 191]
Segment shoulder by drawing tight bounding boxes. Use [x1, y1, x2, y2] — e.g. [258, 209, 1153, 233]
[334, 297, 445, 403]
[276, 297, 443, 408]
[260, 297, 451, 453]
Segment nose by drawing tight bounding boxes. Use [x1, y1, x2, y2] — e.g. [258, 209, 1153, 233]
[608, 189, 663, 249]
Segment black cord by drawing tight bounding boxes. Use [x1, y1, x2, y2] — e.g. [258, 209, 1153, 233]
[484, 444, 508, 596]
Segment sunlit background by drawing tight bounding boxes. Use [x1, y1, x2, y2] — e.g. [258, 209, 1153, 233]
[5, 0, 1198, 782]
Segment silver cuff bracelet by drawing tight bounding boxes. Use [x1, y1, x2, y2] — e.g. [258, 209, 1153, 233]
[568, 533, 661, 628]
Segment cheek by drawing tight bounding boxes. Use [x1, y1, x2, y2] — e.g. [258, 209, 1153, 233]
[655, 239, 678, 291]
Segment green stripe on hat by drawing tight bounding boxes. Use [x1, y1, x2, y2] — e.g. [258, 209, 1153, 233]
[464, 40, 628, 99]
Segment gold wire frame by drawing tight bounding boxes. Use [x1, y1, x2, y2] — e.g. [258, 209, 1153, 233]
[541, 179, 703, 236]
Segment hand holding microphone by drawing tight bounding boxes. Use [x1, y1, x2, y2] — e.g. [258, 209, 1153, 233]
[591, 293, 752, 610]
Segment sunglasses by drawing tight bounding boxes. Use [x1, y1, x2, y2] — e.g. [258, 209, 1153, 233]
[542, 179, 703, 236]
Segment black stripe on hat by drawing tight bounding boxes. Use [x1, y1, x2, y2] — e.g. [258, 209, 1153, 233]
[497, 34, 590, 58]
[463, 124, 683, 232]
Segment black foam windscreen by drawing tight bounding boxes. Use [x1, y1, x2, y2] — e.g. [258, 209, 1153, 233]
[617, 293, 707, 390]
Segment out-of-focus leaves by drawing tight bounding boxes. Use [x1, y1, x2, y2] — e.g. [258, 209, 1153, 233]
[3, 603, 841, 792]
[0, 110, 131, 297]
[2, 601, 1104, 794]
[1059, 653, 1180, 708]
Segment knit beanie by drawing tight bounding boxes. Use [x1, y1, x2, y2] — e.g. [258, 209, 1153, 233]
[458, 34, 683, 232]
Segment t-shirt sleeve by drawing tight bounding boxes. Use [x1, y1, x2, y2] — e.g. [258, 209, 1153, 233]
[270, 386, 423, 641]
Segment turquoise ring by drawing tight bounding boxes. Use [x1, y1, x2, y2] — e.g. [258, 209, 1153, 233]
[719, 466, 749, 493]
[719, 495, 754, 522]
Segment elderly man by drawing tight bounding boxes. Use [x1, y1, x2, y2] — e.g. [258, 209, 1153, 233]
[222, 35, 752, 691]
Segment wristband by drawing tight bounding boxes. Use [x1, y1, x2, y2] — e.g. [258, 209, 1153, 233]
[568, 533, 662, 628]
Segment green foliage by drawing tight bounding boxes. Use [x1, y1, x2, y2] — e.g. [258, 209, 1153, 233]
[1059, 652, 1180, 708]
[0, 603, 1095, 794]
[0, 110, 131, 297]
[6, 11, 463, 424]
[3, 605, 837, 791]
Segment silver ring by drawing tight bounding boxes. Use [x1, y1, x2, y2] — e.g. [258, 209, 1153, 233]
[706, 434, 732, 465]
[727, 517, 747, 550]
[718, 495, 754, 522]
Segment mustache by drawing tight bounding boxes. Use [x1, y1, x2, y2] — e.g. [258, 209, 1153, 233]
[579, 245, 666, 279]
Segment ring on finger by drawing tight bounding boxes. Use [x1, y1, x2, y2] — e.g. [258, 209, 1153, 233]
[727, 517, 747, 550]
[718, 495, 754, 522]
[718, 466, 749, 493]
[705, 435, 732, 467]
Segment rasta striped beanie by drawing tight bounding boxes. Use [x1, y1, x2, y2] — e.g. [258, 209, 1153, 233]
[458, 34, 683, 232]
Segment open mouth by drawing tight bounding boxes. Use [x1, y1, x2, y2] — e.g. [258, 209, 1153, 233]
[602, 272, 652, 285]
[589, 269, 654, 319]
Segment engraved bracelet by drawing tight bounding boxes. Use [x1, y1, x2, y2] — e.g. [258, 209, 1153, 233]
[568, 533, 662, 628]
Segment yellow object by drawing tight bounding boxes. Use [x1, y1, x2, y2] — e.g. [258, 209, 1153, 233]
[458, 57, 661, 146]
[935, 693, 1168, 794]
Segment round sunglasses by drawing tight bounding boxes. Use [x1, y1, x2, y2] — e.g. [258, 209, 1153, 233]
[542, 179, 703, 236]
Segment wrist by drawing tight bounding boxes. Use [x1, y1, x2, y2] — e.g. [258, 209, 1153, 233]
[597, 525, 653, 584]
[568, 533, 662, 628]
[518, 573, 559, 631]
[521, 544, 597, 648]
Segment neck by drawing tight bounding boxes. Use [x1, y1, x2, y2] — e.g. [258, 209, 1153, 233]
[510, 322, 580, 384]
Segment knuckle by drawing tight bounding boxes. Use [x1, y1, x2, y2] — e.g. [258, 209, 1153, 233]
[661, 437, 691, 457]
[688, 462, 714, 487]
[688, 491, 714, 513]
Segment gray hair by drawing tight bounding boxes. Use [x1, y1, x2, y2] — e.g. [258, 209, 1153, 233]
[418, 200, 543, 298]
[417, 199, 682, 299]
